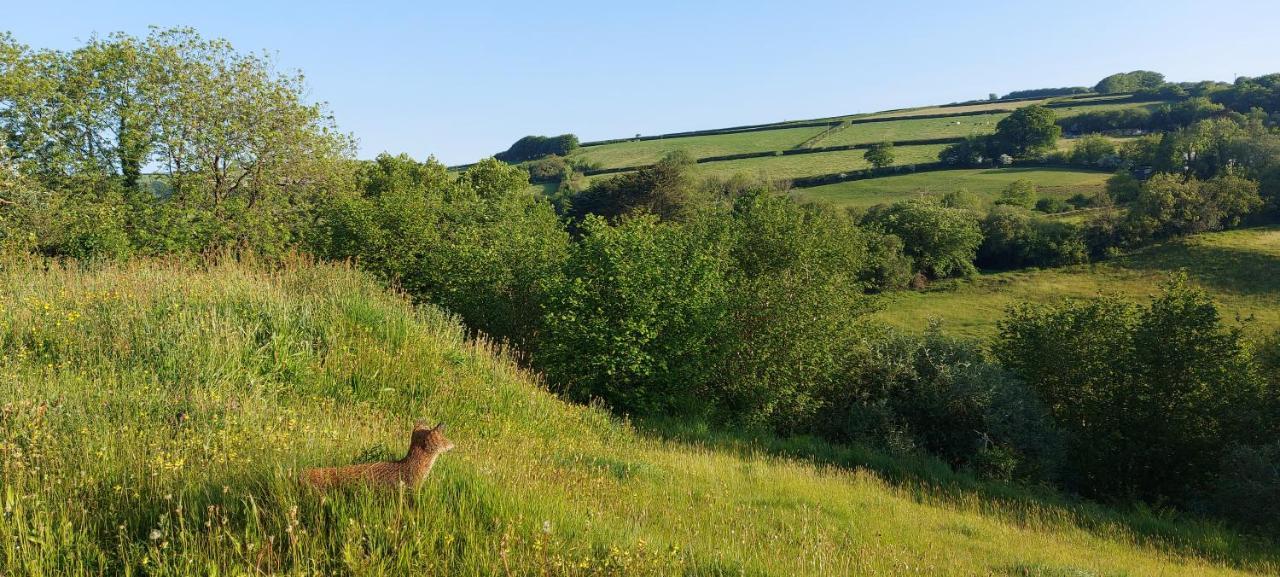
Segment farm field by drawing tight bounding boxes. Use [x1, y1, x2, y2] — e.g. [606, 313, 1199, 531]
[876, 226, 1280, 340]
[573, 125, 828, 169]
[689, 143, 948, 181]
[2, 258, 1276, 576]
[568, 96, 1163, 174]
[817, 113, 1005, 147]
[792, 167, 1112, 209]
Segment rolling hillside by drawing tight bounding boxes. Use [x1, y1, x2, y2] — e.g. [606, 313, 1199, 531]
[553, 92, 1159, 208]
[3, 258, 1276, 575]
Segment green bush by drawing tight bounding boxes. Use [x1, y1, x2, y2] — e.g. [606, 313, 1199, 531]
[819, 331, 1063, 483]
[978, 207, 1087, 270]
[996, 276, 1275, 502]
[866, 198, 982, 279]
[1034, 198, 1072, 214]
[495, 134, 580, 163]
[311, 155, 568, 348]
[538, 214, 728, 416]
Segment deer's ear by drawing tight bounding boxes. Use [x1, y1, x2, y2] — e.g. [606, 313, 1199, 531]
[435, 422, 446, 432]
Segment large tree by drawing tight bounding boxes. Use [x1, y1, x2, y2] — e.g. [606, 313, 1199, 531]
[994, 105, 1061, 157]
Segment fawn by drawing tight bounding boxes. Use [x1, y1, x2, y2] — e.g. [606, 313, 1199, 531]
[303, 421, 454, 490]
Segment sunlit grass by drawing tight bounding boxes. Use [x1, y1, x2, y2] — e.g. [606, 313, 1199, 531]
[1, 256, 1275, 575]
[793, 167, 1112, 209]
[878, 226, 1280, 340]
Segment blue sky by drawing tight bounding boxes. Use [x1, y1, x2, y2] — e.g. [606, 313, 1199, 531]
[6, 0, 1279, 164]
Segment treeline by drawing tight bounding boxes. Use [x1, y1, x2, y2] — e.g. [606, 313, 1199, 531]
[4, 31, 1280, 535]
[494, 134, 580, 163]
[1002, 86, 1091, 100]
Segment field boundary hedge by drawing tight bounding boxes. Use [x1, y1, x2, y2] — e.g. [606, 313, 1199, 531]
[787, 162, 1111, 189]
[577, 137, 966, 177]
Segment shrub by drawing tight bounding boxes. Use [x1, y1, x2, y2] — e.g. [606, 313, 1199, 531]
[526, 155, 569, 182]
[1068, 134, 1119, 167]
[1123, 173, 1262, 242]
[995, 179, 1037, 208]
[712, 193, 885, 428]
[1035, 198, 1071, 213]
[819, 331, 1063, 482]
[1106, 173, 1142, 203]
[567, 151, 699, 222]
[978, 207, 1087, 269]
[996, 276, 1274, 502]
[865, 198, 982, 279]
[539, 215, 728, 416]
[311, 155, 568, 348]
[1210, 442, 1280, 533]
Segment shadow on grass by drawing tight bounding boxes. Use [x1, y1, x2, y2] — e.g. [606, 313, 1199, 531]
[638, 418, 1280, 574]
[1114, 233, 1280, 297]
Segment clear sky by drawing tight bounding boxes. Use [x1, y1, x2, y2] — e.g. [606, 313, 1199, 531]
[6, 0, 1279, 165]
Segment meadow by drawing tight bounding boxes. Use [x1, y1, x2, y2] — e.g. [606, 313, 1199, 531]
[2, 257, 1277, 575]
[877, 226, 1280, 340]
[569, 96, 1160, 174]
[791, 167, 1113, 209]
[688, 144, 948, 181]
[573, 125, 828, 169]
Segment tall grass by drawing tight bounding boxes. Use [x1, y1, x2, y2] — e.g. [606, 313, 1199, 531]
[1, 256, 1275, 575]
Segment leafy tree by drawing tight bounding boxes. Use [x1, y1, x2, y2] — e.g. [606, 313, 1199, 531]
[978, 206, 1086, 269]
[996, 277, 1274, 502]
[538, 214, 728, 415]
[994, 105, 1060, 157]
[713, 192, 884, 427]
[938, 135, 992, 166]
[822, 331, 1062, 481]
[566, 151, 699, 222]
[994, 179, 1037, 208]
[1105, 173, 1142, 203]
[494, 134, 579, 163]
[312, 154, 567, 348]
[1068, 134, 1118, 167]
[866, 198, 982, 279]
[1093, 70, 1165, 94]
[864, 141, 895, 169]
[1124, 173, 1261, 241]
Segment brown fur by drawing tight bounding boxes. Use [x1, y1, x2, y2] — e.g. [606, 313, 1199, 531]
[303, 421, 454, 490]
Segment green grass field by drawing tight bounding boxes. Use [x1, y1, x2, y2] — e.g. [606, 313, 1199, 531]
[569, 98, 1161, 174]
[573, 126, 827, 169]
[877, 226, 1280, 340]
[819, 113, 1004, 147]
[2, 258, 1276, 575]
[792, 167, 1112, 209]
[688, 144, 948, 181]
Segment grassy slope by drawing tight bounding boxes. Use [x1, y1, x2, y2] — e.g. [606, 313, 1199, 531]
[791, 167, 1113, 209]
[688, 144, 947, 181]
[877, 226, 1280, 340]
[1, 258, 1276, 576]
[571, 98, 1158, 173]
[820, 113, 1005, 147]
[574, 126, 827, 169]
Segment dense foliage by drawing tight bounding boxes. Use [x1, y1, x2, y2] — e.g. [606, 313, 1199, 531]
[997, 277, 1278, 504]
[1094, 70, 1166, 94]
[1001, 86, 1091, 100]
[494, 134, 580, 163]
